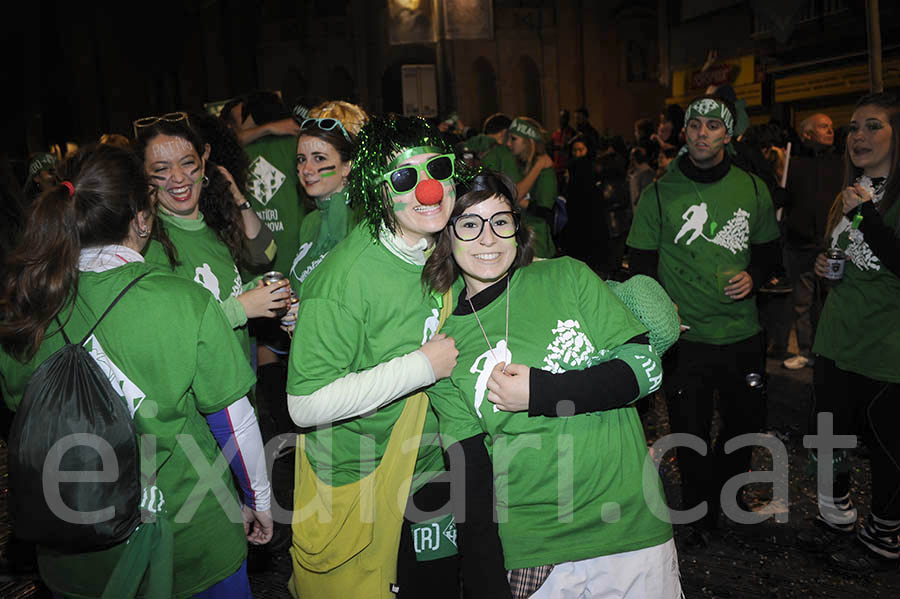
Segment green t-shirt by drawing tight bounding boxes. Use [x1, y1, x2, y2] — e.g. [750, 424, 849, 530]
[288, 189, 357, 293]
[428, 258, 671, 569]
[482, 143, 522, 182]
[0, 262, 255, 598]
[523, 166, 558, 258]
[287, 225, 446, 489]
[627, 158, 779, 344]
[813, 200, 900, 382]
[144, 212, 251, 362]
[244, 135, 306, 277]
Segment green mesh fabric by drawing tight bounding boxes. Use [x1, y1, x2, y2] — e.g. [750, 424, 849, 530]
[607, 275, 681, 355]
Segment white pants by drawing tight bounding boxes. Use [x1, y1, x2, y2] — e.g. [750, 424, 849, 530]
[530, 539, 683, 599]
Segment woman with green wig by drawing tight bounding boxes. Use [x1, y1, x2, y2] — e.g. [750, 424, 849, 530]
[285, 115, 510, 598]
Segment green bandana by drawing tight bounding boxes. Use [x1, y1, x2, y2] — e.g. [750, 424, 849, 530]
[508, 118, 543, 142]
[27, 153, 58, 178]
[685, 98, 735, 137]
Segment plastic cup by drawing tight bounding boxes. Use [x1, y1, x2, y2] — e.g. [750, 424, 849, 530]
[716, 265, 740, 303]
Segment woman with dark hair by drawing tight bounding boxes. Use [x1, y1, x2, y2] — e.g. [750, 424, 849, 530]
[285, 115, 505, 598]
[506, 117, 557, 258]
[422, 170, 681, 599]
[811, 92, 900, 569]
[0, 144, 272, 597]
[653, 104, 685, 153]
[134, 116, 288, 362]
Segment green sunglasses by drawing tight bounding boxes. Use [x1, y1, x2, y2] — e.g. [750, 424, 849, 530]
[381, 153, 456, 194]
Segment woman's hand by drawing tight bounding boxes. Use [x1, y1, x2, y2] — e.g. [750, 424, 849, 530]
[242, 504, 274, 545]
[724, 270, 753, 300]
[486, 362, 531, 412]
[217, 165, 245, 207]
[536, 154, 554, 170]
[842, 183, 872, 215]
[814, 252, 829, 278]
[237, 279, 290, 319]
[420, 333, 458, 380]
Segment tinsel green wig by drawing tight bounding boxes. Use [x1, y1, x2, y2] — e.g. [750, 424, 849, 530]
[349, 114, 479, 238]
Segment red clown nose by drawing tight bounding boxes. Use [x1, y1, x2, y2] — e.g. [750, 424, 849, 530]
[415, 179, 444, 205]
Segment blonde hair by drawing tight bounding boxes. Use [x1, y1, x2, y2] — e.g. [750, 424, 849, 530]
[511, 116, 547, 172]
[308, 101, 370, 137]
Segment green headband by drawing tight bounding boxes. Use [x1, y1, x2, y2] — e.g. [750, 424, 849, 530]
[508, 118, 543, 142]
[385, 145, 446, 171]
[27, 153, 57, 179]
[685, 98, 735, 137]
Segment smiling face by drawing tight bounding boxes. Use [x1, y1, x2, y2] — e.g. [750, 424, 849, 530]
[297, 135, 350, 200]
[143, 134, 207, 219]
[452, 194, 517, 296]
[848, 105, 894, 178]
[685, 115, 731, 169]
[388, 152, 455, 247]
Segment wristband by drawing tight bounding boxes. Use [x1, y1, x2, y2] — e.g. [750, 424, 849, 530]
[239, 200, 252, 210]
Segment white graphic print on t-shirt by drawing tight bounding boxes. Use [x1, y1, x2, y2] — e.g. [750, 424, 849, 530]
[673, 203, 751, 255]
[84, 335, 145, 419]
[469, 339, 511, 418]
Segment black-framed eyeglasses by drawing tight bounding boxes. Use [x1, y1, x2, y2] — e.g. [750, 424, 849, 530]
[381, 154, 455, 194]
[132, 111, 189, 139]
[299, 117, 352, 142]
[450, 211, 520, 242]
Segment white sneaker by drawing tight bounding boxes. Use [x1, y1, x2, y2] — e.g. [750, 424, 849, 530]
[783, 355, 810, 370]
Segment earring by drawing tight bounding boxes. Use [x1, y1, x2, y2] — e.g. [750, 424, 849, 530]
[137, 228, 149, 238]
[202, 175, 209, 187]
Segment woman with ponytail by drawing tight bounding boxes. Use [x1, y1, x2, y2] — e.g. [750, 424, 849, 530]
[811, 92, 900, 570]
[0, 144, 273, 597]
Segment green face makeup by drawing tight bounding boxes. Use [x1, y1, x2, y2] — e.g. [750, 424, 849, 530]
[320, 171, 337, 178]
[393, 201, 408, 212]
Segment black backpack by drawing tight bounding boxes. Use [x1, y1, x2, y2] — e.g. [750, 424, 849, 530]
[8, 273, 148, 553]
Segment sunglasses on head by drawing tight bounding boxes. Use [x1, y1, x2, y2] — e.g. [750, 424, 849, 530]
[132, 112, 189, 139]
[300, 118, 352, 143]
[381, 154, 456, 194]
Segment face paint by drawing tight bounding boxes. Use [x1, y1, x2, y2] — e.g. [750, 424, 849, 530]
[318, 165, 337, 178]
[144, 134, 204, 219]
[150, 138, 194, 161]
[393, 201, 408, 212]
[297, 135, 348, 199]
[298, 138, 331, 154]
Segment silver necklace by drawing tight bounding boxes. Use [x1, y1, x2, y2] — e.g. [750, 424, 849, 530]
[466, 274, 510, 369]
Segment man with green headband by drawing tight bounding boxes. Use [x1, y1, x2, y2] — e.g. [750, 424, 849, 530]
[285, 116, 508, 598]
[627, 94, 780, 548]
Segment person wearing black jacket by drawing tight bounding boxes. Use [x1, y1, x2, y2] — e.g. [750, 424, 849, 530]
[774, 114, 843, 370]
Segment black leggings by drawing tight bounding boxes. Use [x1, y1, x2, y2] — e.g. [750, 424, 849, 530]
[813, 356, 900, 520]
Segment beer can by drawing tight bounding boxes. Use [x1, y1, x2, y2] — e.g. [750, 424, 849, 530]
[823, 248, 846, 281]
[745, 373, 764, 388]
[263, 271, 285, 285]
[262, 271, 289, 317]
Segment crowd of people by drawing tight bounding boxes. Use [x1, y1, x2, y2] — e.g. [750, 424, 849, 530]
[0, 83, 897, 598]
